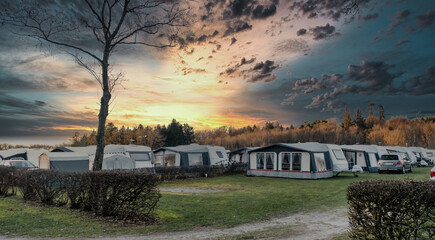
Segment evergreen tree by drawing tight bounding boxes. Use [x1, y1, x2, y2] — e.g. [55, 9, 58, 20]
[355, 108, 366, 129]
[343, 106, 352, 129]
[378, 104, 386, 123]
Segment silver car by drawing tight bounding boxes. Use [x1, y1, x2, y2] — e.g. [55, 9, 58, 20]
[378, 154, 413, 174]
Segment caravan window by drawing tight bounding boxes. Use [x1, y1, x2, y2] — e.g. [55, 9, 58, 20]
[216, 151, 224, 158]
[130, 152, 151, 161]
[165, 154, 176, 167]
[266, 153, 274, 170]
[282, 153, 290, 170]
[292, 153, 302, 171]
[256, 153, 264, 169]
[188, 153, 203, 166]
[332, 149, 346, 160]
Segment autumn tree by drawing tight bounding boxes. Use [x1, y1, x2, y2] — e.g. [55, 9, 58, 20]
[1, 0, 188, 170]
[343, 106, 352, 129]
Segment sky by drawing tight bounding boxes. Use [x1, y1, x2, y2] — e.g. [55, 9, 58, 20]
[0, 0, 434, 145]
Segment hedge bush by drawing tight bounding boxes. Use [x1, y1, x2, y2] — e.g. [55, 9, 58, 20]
[0, 166, 17, 197]
[16, 170, 161, 222]
[139, 163, 247, 181]
[347, 180, 435, 239]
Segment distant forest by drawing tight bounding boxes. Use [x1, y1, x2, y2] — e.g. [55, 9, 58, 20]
[2, 105, 435, 151]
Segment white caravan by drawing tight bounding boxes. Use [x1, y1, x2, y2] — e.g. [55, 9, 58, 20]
[153, 144, 229, 167]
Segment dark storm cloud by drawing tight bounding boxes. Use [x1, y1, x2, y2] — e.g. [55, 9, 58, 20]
[394, 40, 409, 46]
[0, 65, 95, 92]
[290, 0, 371, 22]
[293, 74, 344, 94]
[296, 28, 307, 36]
[245, 60, 279, 83]
[0, 93, 97, 136]
[393, 10, 411, 20]
[399, 66, 435, 95]
[310, 24, 340, 40]
[220, 57, 256, 76]
[415, 10, 435, 28]
[288, 61, 404, 111]
[220, 0, 279, 20]
[223, 20, 253, 37]
[230, 37, 237, 45]
[359, 13, 378, 22]
[252, 3, 277, 19]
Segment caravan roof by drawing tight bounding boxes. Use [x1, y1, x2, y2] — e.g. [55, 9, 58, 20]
[341, 145, 378, 153]
[154, 144, 219, 153]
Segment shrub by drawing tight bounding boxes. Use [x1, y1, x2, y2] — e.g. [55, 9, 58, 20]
[347, 180, 435, 239]
[18, 170, 66, 205]
[0, 166, 17, 197]
[17, 170, 161, 222]
[80, 171, 161, 221]
[139, 163, 247, 181]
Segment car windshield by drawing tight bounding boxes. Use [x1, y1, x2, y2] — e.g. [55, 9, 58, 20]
[381, 155, 399, 160]
[10, 161, 36, 168]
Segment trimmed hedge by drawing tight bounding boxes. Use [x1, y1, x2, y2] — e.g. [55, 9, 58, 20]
[0, 166, 17, 197]
[347, 180, 435, 239]
[138, 163, 247, 181]
[16, 170, 161, 222]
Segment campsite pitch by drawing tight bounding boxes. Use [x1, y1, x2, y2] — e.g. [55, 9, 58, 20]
[0, 167, 431, 238]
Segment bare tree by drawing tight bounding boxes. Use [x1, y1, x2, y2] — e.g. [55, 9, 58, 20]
[0, 0, 188, 170]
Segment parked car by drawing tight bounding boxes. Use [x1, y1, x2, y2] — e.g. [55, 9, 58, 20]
[420, 160, 428, 167]
[430, 166, 435, 181]
[378, 154, 412, 174]
[0, 160, 38, 170]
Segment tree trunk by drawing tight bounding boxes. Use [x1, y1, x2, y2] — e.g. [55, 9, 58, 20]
[93, 50, 111, 171]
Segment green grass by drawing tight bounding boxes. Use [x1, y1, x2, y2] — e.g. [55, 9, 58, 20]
[0, 166, 431, 237]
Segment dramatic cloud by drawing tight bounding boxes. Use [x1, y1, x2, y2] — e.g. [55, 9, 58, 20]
[400, 66, 435, 95]
[290, 0, 371, 21]
[393, 10, 411, 20]
[220, 57, 256, 76]
[245, 60, 279, 83]
[274, 39, 309, 53]
[394, 40, 409, 46]
[223, 20, 253, 37]
[310, 24, 340, 40]
[293, 74, 344, 94]
[287, 61, 403, 111]
[252, 3, 277, 19]
[415, 10, 435, 28]
[220, 0, 279, 20]
[296, 28, 307, 36]
[359, 13, 378, 22]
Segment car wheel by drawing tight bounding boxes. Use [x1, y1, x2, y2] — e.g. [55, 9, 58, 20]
[400, 167, 406, 174]
[378, 170, 383, 174]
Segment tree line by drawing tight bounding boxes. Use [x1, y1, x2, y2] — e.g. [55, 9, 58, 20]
[2, 105, 435, 151]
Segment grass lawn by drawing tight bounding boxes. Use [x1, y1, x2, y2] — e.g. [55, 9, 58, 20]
[0, 166, 431, 237]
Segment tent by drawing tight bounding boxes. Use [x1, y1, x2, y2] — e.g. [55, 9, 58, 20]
[51, 144, 153, 169]
[247, 143, 334, 179]
[340, 145, 379, 173]
[230, 147, 260, 163]
[39, 152, 89, 172]
[386, 146, 417, 165]
[102, 155, 135, 170]
[153, 144, 229, 167]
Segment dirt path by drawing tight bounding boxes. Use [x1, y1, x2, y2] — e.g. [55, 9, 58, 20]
[2, 208, 349, 240]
